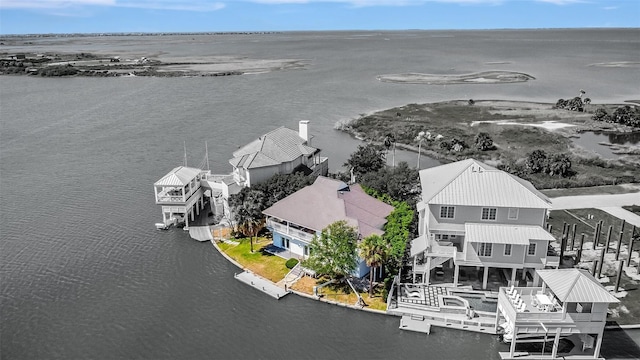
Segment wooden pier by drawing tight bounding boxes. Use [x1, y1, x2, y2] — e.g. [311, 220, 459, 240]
[235, 271, 290, 300]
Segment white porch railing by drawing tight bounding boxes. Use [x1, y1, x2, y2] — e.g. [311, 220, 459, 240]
[266, 219, 315, 242]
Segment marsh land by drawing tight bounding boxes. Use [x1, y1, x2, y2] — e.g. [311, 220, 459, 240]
[338, 100, 640, 189]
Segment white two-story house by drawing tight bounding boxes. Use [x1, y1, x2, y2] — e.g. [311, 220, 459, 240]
[154, 166, 208, 228]
[410, 159, 557, 289]
[262, 176, 394, 278]
[229, 120, 328, 188]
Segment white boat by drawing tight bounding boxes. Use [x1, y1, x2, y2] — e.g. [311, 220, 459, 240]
[155, 223, 169, 230]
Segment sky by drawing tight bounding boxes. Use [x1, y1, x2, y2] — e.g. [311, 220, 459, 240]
[0, 0, 638, 35]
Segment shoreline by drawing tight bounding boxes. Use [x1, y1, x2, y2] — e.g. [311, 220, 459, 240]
[210, 238, 389, 316]
[0, 51, 308, 77]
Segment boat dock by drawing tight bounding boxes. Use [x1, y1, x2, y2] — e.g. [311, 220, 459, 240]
[399, 315, 432, 334]
[235, 271, 290, 300]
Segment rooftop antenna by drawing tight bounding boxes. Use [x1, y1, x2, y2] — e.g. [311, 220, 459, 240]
[183, 141, 188, 167]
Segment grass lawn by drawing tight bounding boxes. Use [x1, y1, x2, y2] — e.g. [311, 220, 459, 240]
[218, 237, 289, 283]
[292, 276, 388, 311]
[547, 209, 640, 325]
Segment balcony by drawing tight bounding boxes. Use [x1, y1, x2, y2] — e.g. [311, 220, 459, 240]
[266, 219, 316, 242]
[498, 287, 565, 324]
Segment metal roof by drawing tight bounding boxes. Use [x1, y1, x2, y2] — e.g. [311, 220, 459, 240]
[230, 127, 319, 169]
[419, 159, 551, 208]
[154, 166, 202, 187]
[537, 268, 620, 304]
[262, 176, 393, 237]
[465, 223, 554, 245]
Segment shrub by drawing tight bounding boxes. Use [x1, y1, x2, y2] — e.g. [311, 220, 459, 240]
[285, 258, 299, 269]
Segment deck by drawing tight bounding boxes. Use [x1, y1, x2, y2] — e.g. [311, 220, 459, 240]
[235, 271, 290, 300]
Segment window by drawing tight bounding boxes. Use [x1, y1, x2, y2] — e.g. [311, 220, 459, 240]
[436, 234, 449, 240]
[504, 244, 512, 256]
[304, 245, 309, 256]
[508, 208, 519, 220]
[284, 238, 290, 249]
[478, 242, 492, 257]
[528, 243, 536, 256]
[440, 206, 455, 219]
[481, 208, 497, 220]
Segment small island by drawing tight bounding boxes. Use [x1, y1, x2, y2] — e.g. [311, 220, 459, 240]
[0, 51, 308, 77]
[377, 71, 534, 85]
[336, 98, 640, 189]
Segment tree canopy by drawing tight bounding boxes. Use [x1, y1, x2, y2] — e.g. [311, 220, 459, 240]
[358, 234, 388, 296]
[360, 161, 420, 206]
[474, 132, 494, 151]
[525, 149, 573, 178]
[229, 172, 316, 233]
[302, 221, 359, 280]
[344, 143, 386, 181]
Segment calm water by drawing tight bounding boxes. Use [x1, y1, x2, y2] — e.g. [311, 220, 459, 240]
[2, 29, 640, 359]
[572, 131, 640, 159]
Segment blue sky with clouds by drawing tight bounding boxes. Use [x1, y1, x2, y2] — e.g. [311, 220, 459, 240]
[1, 0, 638, 35]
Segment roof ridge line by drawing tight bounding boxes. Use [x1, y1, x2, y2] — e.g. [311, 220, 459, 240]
[424, 159, 476, 203]
[563, 272, 582, 302]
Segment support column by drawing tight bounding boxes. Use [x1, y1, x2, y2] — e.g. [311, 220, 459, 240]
[413, 257, 417, 284]
[453, 264, 460, 287]
[425, 257, 431, 285]
[533, 271, 540, 287]
[190, 206, 195, 221]
[521, 268, 527, 280]
[196, 200, 200, 216]
[511, 268, 517, 286]
[594, 331, 604, 359]
[482, 266, 489, 290]
[551, 327, 561, 358]
[509, 326, 517, 358]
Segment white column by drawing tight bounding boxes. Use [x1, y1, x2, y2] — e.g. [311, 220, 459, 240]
[482, 266, 489, 289]
[511, 268, 517, 286]
[509, 326, 517, 357]
[594, 331, 604, 359]
[425, 257, 431, 285]
[453, 264, 460, 287]
[413, 257, 417, 283]
[533, 271, 540, 286]
[190, 206, 195, 221]
[551, 327, 561, 358]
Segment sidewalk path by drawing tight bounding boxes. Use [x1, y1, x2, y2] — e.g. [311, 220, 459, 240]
[551, 192, 640, 227]
[551, 193, 640, 210]
[599, 207, 640, 228]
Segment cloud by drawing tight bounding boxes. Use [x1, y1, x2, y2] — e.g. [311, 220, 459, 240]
[0, 0, 225, 11]
[249, 0, 503, 4]
[603, 6, 617, 10]
[535, 0, 584, 5]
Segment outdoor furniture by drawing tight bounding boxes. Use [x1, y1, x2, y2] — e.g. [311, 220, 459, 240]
[507, 285, 515, 296]
[535, 293, 553, 312]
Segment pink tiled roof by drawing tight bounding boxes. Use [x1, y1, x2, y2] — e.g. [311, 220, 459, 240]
[262, 177, 394, 237]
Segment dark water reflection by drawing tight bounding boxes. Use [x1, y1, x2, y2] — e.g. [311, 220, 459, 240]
[572, 131, 640, 159]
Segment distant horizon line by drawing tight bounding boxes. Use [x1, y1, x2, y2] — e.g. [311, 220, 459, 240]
[2, 27, 638, 37]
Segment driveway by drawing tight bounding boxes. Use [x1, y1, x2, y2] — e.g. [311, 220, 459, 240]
[551, 192, 640, 227]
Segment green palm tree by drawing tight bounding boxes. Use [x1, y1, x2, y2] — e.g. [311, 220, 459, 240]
[358, 234, 387, 297]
